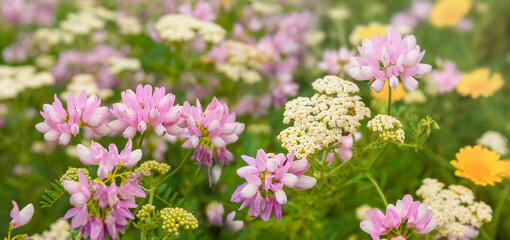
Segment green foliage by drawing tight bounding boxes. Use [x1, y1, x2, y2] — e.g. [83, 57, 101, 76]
[40, 179, 66, 209]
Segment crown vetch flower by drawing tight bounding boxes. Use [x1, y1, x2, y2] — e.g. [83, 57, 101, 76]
[108, 84, 184, 139]
[451, 145, 506, 186]
[10, 201, 34, 228]
[360, 194, 437, 240]
[348, 29, 431, 93]
[76, 139, 142, 180]
[318, 48, 355, 76]
[231, 149, 317, 221]
[36, 90, 111, 145]
[181, 97, 245, 166]
[430, 60, 462, 94]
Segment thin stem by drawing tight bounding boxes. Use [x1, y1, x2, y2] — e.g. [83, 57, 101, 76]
[8, 225, 13, 240]
[180, 165, 202, 206]
[138, 132, 145, 149]
[77, 132, 83, 144]
[141, 177, 155, 240]
[160, 149, 193, 184]
[490, 184, 510, 239]
[155, 194, 172, 207]
[387, 86, 392, 115]
[365, 172, 388, 206]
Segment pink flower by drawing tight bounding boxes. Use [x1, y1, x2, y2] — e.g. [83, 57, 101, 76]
[76, 139, 142, 180]
[360, 194, 437, 240]
[179, 0, 216, 21]
[36, 90, 111, 145]
[10, 201, 34, 228]
[108, 84, 184, 139]
[349, 29, 432, 92]
[430, 60, 462, 94]
[327, 133, 361, 163]
[225, 211, 244, 232]
[181, 98, 245, 166]
[206, 201, 225, 226]
[318, 48, 355, 76]
[231, 150, 316, 221]
[448, 225, 479, 240]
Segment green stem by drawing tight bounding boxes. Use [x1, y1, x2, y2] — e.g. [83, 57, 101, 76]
[155, 194, 172, 207]
[387, 86, 392, 115]
[490, 184, 510, 239]
[180, 165, 202, 206]
[365, 172, 388, 206]
[77, 132, 83, 144]
[141, 178, 155, 240]
[367, 145, 387, 169]
[160, 149, 193, 184]
[8, 225, 13, 240]
[138, 132, 145, 149]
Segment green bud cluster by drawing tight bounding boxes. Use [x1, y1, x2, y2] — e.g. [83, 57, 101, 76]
[159, 207, 198, 238]
[135, 160, 171, 175]
[60, 168, 90, 182]
[136, 204, 156, 222]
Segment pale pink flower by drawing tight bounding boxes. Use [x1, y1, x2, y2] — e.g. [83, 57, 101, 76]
[318, 48, 356, 77]
[360, 194, 437, 240]
[10, 201, 34, 228]
[181, 98, 245, 166]
[206, 201, 225, 226]
[179, 0, 216, 21]
[231, 150, 316, 221]
[36, 90, 111, 145]
[430, 60, 462, 94]
[225, 211, 244, 233]
[327, 133, 361, 163]
[108, 84, 184, 139]
[349, 29, 432, 92]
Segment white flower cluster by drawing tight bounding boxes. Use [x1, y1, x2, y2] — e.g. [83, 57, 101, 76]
[60, 74, 113, 100]
[31, 220, 71, 240]
[214, 41, 268, 84]
[416, 178, 493, 239]
[355, 204, 373, 221]
[109, 57, 142, 75]
[116, 16, 142, 35]
[367, 114, 405, 144]
[278, 75, 371, 159]
[0, 66, 54, 100]
[477, 131, 508, 155]
[155, 14, 226, 44]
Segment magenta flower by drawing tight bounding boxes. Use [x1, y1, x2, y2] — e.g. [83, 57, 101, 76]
[181, 98, 245, 166]
[318, 48, 355, 77]
[349, 29, 432, 92]
[108, 84, 184, 139]
[36, 90, 111, 145]
[231, 149, 316, 221]
[360, 194, 437, 240]
[76, 139, 142, 180]
[206, 201, 224, 226]
[10, 201, 34, 228]
[430, 60, 462, 94]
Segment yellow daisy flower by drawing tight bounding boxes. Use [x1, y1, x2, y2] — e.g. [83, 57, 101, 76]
[349, 23, 387, 45]
[451, 145, 506, 186]
[456, 68, 504, 98]
[430, 0, 472, 28]
[371, 83, 406, 101]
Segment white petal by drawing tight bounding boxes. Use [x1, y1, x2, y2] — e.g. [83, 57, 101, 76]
[295, 175, 317, 190]
[240, 184, 258, 199]
[275, 189, 287, 204]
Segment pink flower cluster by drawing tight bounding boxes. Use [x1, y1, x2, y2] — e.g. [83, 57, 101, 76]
[360, 194, 437, 240]
[231, 150, 317, 221]
[318, 48, 355, 77]
[182, 98, 245, 166]
[349, 29, 432, 92]
[108, 85, 184, 139]
[52, 45, 123, 88]
[179, 0, 216, 21]
[62, 169, 145, 239]
[206, 201, 244, 232]
[1, 0, 55, 26]
[430, 60, 462, 94]
[391, 0, 432, 31]
[76, 139, 142, 180]
[35, 90, 111, 145]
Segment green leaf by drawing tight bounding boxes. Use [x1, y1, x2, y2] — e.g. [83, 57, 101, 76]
[40, 179, 66, 208]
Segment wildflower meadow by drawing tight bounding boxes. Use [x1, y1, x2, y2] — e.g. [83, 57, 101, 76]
[1, 0, 510, 239]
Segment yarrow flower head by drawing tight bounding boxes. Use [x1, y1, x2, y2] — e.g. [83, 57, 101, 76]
[160, 207, 199, 238]
[456, 68, 504, 98]
[36, 90, 111, 145]
[416, 178, 492, 239]
[278, 75, 370, 159]
[231, 149, 317, 221]
[451, 145, 506, 186]
[108, 84, 185, 139]
[181, 97, 245, 167]
[367, 114, 405, 144]
[476, 131, 508, 155]
[154, 14, 225, 44]
[360, 194, 437, 240]
[349, 29, 432, 93]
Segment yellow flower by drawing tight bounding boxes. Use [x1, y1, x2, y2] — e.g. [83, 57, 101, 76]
[349, 23, 387, 45]
[451, 145, 506, 186]
[430, 0, 472, 28]
[371, 83, 406, 101]
[456, 68, 504, 98]
[502, 161, 510, 179]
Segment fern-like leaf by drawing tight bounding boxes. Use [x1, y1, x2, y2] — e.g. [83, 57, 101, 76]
[40, 179, 66, 208]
